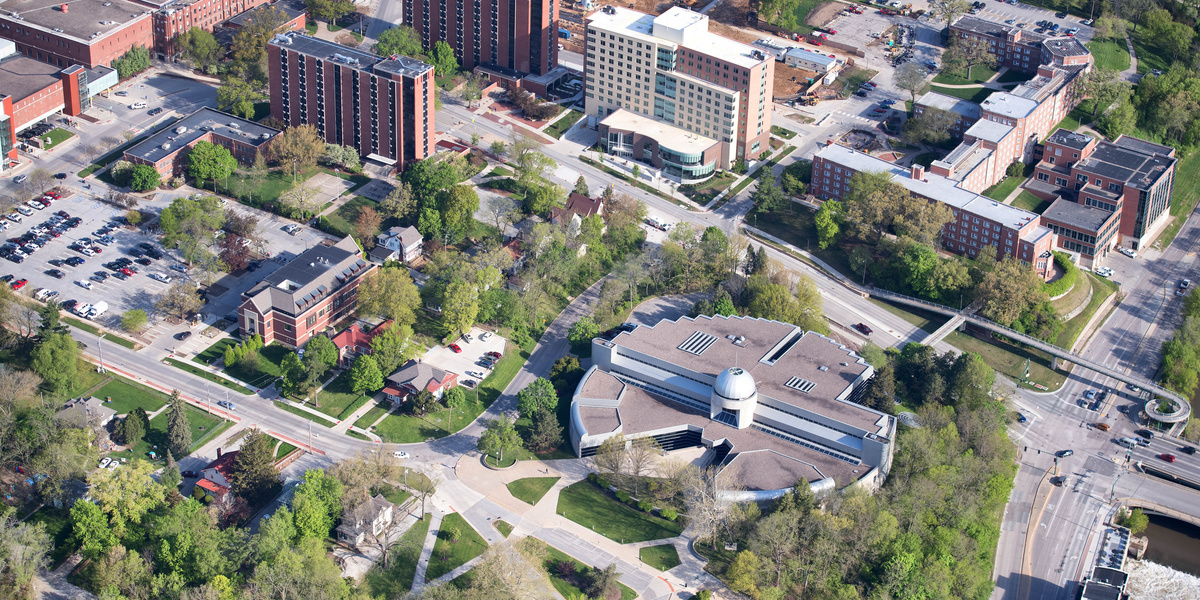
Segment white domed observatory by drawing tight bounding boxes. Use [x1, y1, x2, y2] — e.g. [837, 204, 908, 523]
[711, 367, 758, 429]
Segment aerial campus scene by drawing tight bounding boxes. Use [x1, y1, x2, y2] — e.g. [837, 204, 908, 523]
[1, 0, 1199, 597]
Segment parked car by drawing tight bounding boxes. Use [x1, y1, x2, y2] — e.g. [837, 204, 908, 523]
[1056, 449, 1074, 457]
[1095, 423, 1110, 431]
[853, 322, 873, 335]
[1084, 389, 1096, 400]
[10, 279, 26, 290]
[1017, 413, 1028, 423]
[176, 331, 192, 341]
[76, 280, 92, 290]
[181, 470, 199, 478]
[1118, 247, 1137, 258]
[449, 343, 462, 353]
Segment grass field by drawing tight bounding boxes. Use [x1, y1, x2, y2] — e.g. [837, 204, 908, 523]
[1011, 190, 1052, 214]
[545, 547, 637, 600]
[869, 298, 952, 333]
[771, 125, 798, 139]
[1086, 38, 1131, 71]
[944, 331, 1067, 391]
[426, 513, 488, 581]
[1052, 98, 1103, 133]
[557, 481, 684, 543]
[928, 85, 994, 104]
[363, 515, 431, 597]
[165, 358, 255, 395]
[933, 65, 999, 86]
[313, 370, 370, 420]
[94, 378, 168, 415]
[1056, 273, 1119, 350]
[274, 441, 297, 459]
[982, 174, 1025, 201]
[1131, 28, 1172, 75]
[494, 520, 513, 537]
[273, 401, 337, 427]
[323, 196, 380, 238]
[545, 110, 585, 139]
[112, 403, 229, 460]
[680, 171, 737, 206]
[484, 166, 513, 178]
[639, 544, 681, 571]
[1050, 269, 1091, 313]
[224, 344, 291, 388]
[507, 477, 560, 505]
[1152, 150, 1200, 249]
[192, 337, 239, 365]
[25, 506, 74, 569]
[353, 400, 393, 429]
[62, 316, 138, 349]
[381, 485, 412, 507]
[41, 128, 75, 151]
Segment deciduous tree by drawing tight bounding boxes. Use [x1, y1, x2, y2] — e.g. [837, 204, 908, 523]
[156, 281, 205, 319]
[380, 181, 417, 220]
[357, 266, 421, 325]
[160, 195, 225, 265]
[70, 500, 116, 560]
[369, 323, 415, 374]
[478, 418, 521, 463]
[373, 26, 423, 57]
[349, 354, 384, 395]
[271, 125, 325, 182]
[87, 459, 165, 538]
[31, 332, 78, 394]
[217, 77, 266, 119]
[443, 279, 480, 337]
[187, 141, 239, 191]
[517, 377, 557, 418]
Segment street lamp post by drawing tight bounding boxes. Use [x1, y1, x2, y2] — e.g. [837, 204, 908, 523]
[97, 332, 106, 374]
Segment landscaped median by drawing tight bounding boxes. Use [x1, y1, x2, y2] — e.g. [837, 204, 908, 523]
[273, 400, 337, 427]
[63, 316, 139, 350]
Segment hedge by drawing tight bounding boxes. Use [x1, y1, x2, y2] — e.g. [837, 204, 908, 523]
[1042, 251, 1078, 298]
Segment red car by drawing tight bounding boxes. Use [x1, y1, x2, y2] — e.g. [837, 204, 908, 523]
[119, 268, 134, 276]
[1160, 453, 1176, 462]
[44, 191, 60, 199]
[486, 351, 503, 358]
[11, 278, 26, 290]
[449, 344, 462, 353]
[39, 198, 52, 206]
[853, 323, 873, 335]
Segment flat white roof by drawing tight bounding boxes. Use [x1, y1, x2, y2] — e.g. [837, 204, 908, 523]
[965, 119, 1013, 143]
[785, 47, 838, 67]
[980, 92, 1039, 119]
[816, 144, 1040, 231]
[587, 5, 766, 68]
[916, 91, 981, 120]
[600, 108, 718, 155]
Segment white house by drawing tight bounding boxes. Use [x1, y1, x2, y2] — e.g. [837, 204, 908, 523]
[336, 494, 397, 548]
[370, 226, 423, 264]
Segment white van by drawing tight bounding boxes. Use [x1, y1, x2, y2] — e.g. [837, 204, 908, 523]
[1117, 437, 1138, 449]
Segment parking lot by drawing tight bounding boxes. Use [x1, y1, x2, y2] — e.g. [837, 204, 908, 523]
[972, 1, 1095, 42]
[420, 326, 507, 389]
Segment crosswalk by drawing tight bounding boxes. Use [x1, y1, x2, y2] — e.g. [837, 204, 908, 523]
[833, 110, 878, 123]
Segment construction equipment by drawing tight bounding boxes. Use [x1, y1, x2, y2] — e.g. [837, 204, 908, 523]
[799, 95, 819, 106]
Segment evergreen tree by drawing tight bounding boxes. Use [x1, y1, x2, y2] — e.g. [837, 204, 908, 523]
[573, 175, 590, 197]
[231, 430, 280, 506]
[166, 390, 192, 457]
[117, 415, 144, 446]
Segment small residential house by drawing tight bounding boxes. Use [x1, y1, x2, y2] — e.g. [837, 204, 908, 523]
[336, 494, 397, 548]
[371, 226, 424, 264]
[194, 449, 240, 501]
[56, 397, 117, 430]
[383, 360, 458, 402]
[549, 193, 605, 233]
[329, 319, 394, 366]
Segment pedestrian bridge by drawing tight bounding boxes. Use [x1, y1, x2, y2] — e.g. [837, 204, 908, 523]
[859, 286, 1191, 410]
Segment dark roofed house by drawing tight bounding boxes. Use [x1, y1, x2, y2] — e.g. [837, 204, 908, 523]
[384, 360, 458, 402]
[330, 319, 394, 366]
[370, 225, 423, 264]
[55, 396, 117, 432]
[549, 193, 605, 231]
[239, 236, 376, 348]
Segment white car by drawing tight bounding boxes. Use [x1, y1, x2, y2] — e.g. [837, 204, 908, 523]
[99, 457, 111, 469]
[107, 461, 119, 470]
[76, 280, 93, 290]
[480, 331, 492, 341]
[150, 272, 172, 283]
[467, 370, 485, 379]
[80, 247, 96, 256]
[15, 206, 32, 216]
[7, 213, 21, 223]
[1118, 247, 1137, 258]
[171, 264, 188, 273]
[130, 102, 147, 109]
[393, 451, 410, 459]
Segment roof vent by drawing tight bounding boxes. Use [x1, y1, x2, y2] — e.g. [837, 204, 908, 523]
[784, 376, 816, 393]
[161, 143, 171, 150]
[678, 331, 718, 355]
[818, 365, 829, 371]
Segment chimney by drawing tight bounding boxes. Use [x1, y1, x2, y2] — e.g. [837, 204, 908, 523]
[61, 3, 67, 11]
[216, 448, 222, 458]
[911, 164, 925, 180]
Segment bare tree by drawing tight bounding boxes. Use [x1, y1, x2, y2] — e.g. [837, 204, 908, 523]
[682, 464, 743, 550]
[893, 62, 928, 105]
[121, 129, 137, 143]
[409, 470, 439, 518]
[484, 194, 518, 237]
[625, 436, 661, 496]
[13, 305, 39, 339]
[928, 0, 971, 28]
[29, 168, 53, 195]
[592, 434, 626, 486]
[79, 143, 99, 166]
[279, 184, 321, 216]
[101, 136, 122, 151]
[0, 365, 42, 406]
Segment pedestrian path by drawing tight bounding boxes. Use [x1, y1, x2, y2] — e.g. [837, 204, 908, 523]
[409, 510, 445, 594]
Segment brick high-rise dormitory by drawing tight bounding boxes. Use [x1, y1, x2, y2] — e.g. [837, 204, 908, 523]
[402, 0, 558, 76]
[268, 32, 435, 168]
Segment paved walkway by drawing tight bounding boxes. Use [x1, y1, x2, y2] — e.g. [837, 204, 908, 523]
[1121, 35, 1139, 82]
[409, 510, 445, 595]
[36, 554, 96, 600]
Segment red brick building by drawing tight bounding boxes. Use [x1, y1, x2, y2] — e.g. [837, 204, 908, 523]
[122, 107, 280, 178]
[151, 0, 274, 59]
[402, 0, 558, 77]
[0, 0, 155, 69]
[268, 32, 435, 168]
[239, 236, 376, 348]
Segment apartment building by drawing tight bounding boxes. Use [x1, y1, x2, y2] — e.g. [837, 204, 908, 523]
[122, 107, 280, 177]
[239, 236, 375, 348]
[914, 91, 980, 138]
[573, 315, 894, 499]
[812, 143, 1055, 277]
[268, 32, 435, 167]
[0, 0, 154, 69]
[949, 16, 1095, 73]
[149, 0, 273, 58]
[584, 6, 774, 177]
[401, 0, 557, 76]
[1031, 129, 1176, 256]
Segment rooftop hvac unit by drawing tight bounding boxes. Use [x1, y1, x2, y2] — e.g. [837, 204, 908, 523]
[161, 143, 171, 150]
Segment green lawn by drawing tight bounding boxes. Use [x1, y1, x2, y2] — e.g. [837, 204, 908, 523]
[944, 331, 1067, 391]
[1052, 98, 1104, 133]
[507, 477, 560, 505]
[1049, 268, 1091, 313]
[933, 65, 999, 86]
[381, 485, 412, 507]
[363, 515, 431, 598]
[927, 85, 994, 104]
[93, 378, 168, 415]
[25, 506, 75, 569]
[680, 171, 737, 206]
[112, 403, 229, 460]
[273, 401, 337, 427]
[771, 125, 798, 139]
[62, 316, 138, 349]
[224, 344, 291, 388]
[323, 196, 381, 238]
[165, 358, 255, 395]
[221, 166, 370, 211]
[639, 544, 681, 571]
[1152, 150, 1200, 249]
[494, 520, 513, 537]
[982, 174, 1025, 201]
[274, 441, 297, 459]
[373, 395, 486, 443]
[426, 512, 488, 581]
[1056, 273, 1119, 350]
[557, 481, 684, 543]
[484, 166, 513, 178]
[1011, 190, 1052, 214]
[545, 546, 637, 600]
[545, 110, 585, 139]
[41, 128, 75, 150]
[193, 337, 239, 366]
[1086, 38, 1131, 72]
[1131, 28, 1172, 75]
[353, 400, 393, 429]
[868, 298, 952, 333]
[314, 370, 371, 420]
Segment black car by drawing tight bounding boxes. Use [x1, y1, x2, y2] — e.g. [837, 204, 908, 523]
[136, 258, 152, 266]
[1055, 10, 1068, 17]
[48, 259, 64, 267]
[181, 470, 199, 478]
[128, 248, 144, 257]
[112, 272, 128, 281]
[53, 172, 67, 179]
[46, 269, 65, 279]
[146, 249, 163, 260]
[149, 107, 163, 115]
[1183, 446, 1197, 455]
[65, 256, 84, 266]
[137, 242, 154, 250]
[855, 90, 868, 97]
[8, 255, 24, 263]
[0, 275, 12, 283]
[176, 331, 192, 341]
[1136, 429, 1155, 440]
[61, 299, 77, 311]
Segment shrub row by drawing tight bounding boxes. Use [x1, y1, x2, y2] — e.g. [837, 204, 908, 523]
[586, 472, 679, 522]
[1042, 251, 1078, 298]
